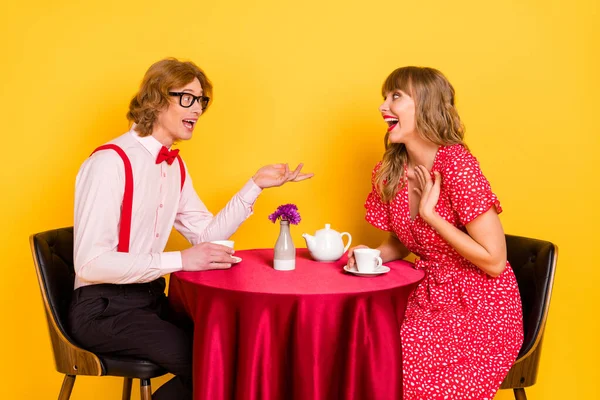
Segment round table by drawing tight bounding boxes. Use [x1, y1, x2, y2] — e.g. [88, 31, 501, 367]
[168, 249, 424, 400]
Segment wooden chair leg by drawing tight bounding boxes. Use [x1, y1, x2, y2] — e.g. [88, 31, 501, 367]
[122, 377, 133, 400]
[514, 388, 527, 400]
[58, 375, 76, 400]
[140, 379, 152, 400]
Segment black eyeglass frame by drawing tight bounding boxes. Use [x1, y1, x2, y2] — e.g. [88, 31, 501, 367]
[168, 92, 210, 110]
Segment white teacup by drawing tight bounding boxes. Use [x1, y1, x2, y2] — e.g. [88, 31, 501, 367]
[353, 248, 383, 273]
[210, 240, 234, 249]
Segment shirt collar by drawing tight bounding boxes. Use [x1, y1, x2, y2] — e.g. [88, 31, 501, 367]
[129, 126, 168, 160]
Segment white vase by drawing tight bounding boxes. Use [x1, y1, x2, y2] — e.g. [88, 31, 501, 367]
[273, 220, 296, 270]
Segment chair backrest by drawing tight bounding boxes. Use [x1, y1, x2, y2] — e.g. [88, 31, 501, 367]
[506, 234, 558, 359]
[30, 227, 102, 376]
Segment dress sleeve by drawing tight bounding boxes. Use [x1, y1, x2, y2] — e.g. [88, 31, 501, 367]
[445, 147, 502, 226]
[364, 162, 392, 231]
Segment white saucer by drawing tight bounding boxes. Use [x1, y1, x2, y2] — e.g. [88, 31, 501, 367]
[343, 264, 390, 277]
[232, 256, 242, 264]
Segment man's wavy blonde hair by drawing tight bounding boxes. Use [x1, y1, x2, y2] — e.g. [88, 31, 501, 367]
[375, 67, 465, 202]
[127, 58, 213, 137]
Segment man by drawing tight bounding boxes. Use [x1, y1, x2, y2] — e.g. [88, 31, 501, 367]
[68, 58, 312, 400]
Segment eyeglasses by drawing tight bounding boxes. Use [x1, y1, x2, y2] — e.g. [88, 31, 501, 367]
[168, 92, 210, 110]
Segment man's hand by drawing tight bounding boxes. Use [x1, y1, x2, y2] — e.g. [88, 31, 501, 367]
[252, 163, 314, 189]
[181, 243, 236, 271]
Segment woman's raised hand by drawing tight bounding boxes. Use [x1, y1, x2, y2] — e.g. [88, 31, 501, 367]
[413, 165, 442, 224]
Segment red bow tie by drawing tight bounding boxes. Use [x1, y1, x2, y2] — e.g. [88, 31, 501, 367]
[156, 146, 180, 165]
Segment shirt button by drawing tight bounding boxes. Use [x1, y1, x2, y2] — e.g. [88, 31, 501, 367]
[156, 234, 159, 238]
[163, 173, 167, 177]
[159, 204, 163, 208]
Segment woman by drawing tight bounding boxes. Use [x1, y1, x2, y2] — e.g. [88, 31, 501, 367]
[348, 66, 523, 399]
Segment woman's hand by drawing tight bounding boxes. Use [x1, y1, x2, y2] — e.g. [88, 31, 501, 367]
[347, 234, 410, 269]
[414, 165, 442, 224]
[252, 163, 314, 189]
[347, 245, 369, 269]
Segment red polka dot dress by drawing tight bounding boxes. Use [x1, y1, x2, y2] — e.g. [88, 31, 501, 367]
[365, 144, 523, 400]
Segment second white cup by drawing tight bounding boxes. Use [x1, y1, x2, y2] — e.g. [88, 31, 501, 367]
[354, 248, 383, 273]
[210, 240, 234, 249]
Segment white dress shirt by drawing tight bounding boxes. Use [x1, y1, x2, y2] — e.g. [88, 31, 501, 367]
[73, 128, 262, 289]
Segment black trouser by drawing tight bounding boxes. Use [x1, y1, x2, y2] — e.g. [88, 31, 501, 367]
[68, 278, 193, 400]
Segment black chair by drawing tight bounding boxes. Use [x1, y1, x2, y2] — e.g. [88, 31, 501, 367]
[30, 227, 167, 400]
[500, 234, 558, 400]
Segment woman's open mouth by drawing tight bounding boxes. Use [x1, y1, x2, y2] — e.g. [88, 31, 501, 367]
[383, 115, 399, 132]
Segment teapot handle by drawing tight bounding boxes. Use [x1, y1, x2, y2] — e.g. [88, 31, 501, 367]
[341, 232, 352, 252]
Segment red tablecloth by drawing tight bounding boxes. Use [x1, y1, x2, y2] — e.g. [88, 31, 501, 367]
[168, 248, 424, 400]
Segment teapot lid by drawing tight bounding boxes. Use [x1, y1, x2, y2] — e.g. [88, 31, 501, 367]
[316, 223, 339, 235]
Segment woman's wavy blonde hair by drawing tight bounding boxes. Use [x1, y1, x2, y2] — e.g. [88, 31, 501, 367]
[375, 66, 465, 202]
[127, 58, 213, 137]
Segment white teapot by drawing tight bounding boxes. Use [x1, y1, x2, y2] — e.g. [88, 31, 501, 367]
[302, 224, 352, 262]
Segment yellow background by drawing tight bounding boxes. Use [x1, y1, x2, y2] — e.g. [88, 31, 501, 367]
[1, 0, 598, 399]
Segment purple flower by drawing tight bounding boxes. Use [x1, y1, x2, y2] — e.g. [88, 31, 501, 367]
[268, 203, 301, 225]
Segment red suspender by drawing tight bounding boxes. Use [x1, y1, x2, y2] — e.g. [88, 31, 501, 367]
[90, 145, 186, 253]
[91, 145, 133, 253]
[176, 155, 186, 191]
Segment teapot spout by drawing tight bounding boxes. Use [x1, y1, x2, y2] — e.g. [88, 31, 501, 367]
[302, 233, 316, 250]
